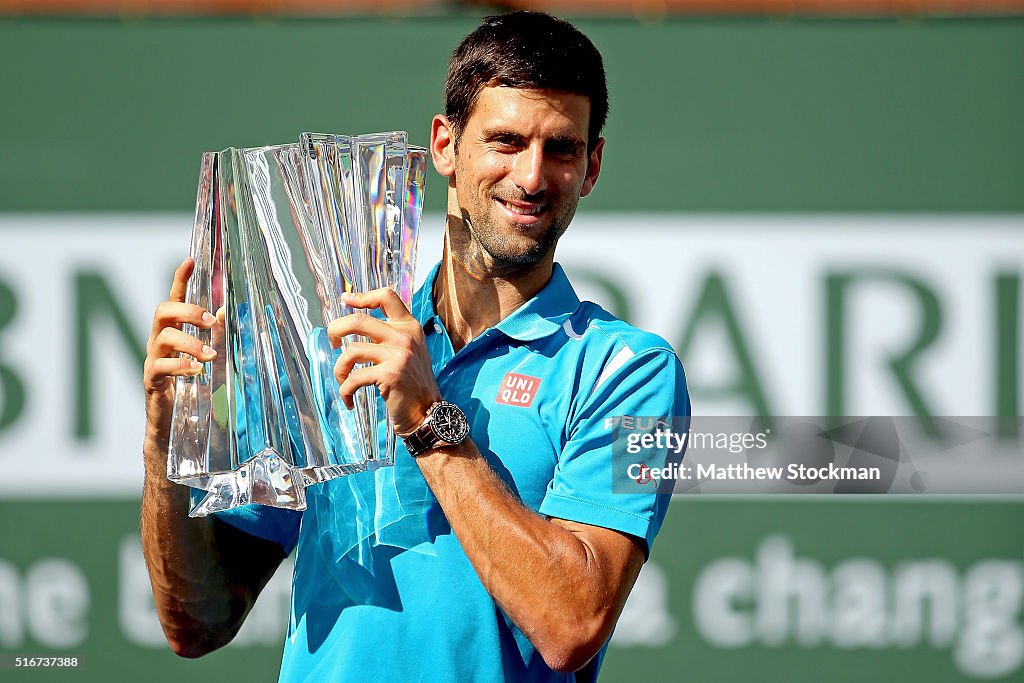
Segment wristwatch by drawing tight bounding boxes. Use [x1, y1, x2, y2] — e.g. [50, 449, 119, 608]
[402, 401, 470, 457]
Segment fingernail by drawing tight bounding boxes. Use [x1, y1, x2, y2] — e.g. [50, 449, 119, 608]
[202, 345, 216, 357]
[189, 360, 203, 370]
[202, 312, 216, 325]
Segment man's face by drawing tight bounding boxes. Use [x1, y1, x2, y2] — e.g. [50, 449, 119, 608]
[443, 86, 603, 272]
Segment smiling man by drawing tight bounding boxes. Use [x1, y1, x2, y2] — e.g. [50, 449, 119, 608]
[141, 11, 689, 682]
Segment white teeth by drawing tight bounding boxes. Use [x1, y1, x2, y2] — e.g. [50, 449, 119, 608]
[500, 199, 542, 216]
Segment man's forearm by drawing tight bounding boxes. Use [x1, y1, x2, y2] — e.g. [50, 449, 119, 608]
[414, 439, 640, 672]
[140, 432, 277, 658]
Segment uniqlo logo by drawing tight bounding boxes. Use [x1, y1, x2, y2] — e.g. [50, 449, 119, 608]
[496, 372, 541, 408]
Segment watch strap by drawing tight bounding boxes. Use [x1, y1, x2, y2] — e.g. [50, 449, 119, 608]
[402, 401, 442, 458]
[403, 422, 435, 457]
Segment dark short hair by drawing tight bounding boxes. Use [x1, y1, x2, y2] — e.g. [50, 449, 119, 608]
[444, 11, 608, 150]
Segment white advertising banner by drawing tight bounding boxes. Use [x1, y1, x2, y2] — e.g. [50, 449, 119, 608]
[0, 214, 1020, 496]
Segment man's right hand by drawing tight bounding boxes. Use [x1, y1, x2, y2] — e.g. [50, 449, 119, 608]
[142, 257, 218, 466]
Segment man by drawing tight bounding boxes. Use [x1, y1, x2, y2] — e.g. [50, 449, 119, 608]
[142, 11, 689, 682]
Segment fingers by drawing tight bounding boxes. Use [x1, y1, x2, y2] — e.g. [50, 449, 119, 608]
[143, 357, 205, 391]
[337, 366, 383, 411]
[151, 301, 217, 338]
[149, 326, 218, 363]
[327, 292, 440, 428]
[169, 257, 195, 303]
[334, 342, 402, 411]
[144, 323, 217, 394]
[333, 341, 385, 380]
[327, 312, 396, 348]
[342, 287, 413, 322]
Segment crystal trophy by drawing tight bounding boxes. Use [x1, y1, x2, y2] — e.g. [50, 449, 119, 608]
[167, 132, 427, 516]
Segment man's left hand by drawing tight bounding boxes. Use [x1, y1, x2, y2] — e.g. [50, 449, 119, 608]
[327, 288, 441, 436]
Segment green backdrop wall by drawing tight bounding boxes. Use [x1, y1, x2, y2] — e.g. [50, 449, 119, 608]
[1, 16, 1022, 213]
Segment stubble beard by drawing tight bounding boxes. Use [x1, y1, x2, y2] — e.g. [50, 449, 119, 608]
[453, 191, 577, 278]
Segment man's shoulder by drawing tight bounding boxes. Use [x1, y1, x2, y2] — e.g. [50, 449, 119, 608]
[565, 300, 677, 361]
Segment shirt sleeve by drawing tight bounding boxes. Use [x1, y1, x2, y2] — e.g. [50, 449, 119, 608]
[538, 347, 689, 557]
[213, 503, 302, 556]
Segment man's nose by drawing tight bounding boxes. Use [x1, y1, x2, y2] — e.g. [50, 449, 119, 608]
[511, 144, 547, 196]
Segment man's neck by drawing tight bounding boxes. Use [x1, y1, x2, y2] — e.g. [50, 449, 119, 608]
[434, 238, 553, 353]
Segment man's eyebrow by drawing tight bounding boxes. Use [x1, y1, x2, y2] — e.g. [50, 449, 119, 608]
[481, 128, 525, 141]
[480, 129, 585, 150]
[545, 135, 586, 152]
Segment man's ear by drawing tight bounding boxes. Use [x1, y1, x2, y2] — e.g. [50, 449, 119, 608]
[580, 137, 605, 198]
[430, 115, 456, 178]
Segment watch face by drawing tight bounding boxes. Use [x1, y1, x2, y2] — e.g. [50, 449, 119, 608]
[432, 402, 469, 444]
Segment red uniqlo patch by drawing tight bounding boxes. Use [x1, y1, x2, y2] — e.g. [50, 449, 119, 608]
[496, 372, 541, 408]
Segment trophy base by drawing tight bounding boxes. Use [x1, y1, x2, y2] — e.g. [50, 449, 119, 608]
[184, 451, 389, 516]
[187, 451, 308, 517]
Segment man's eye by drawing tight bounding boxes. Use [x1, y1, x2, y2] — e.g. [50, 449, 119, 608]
[548, 145, 582, 159]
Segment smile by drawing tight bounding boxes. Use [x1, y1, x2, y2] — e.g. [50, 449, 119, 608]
[495, 198, 546, 223]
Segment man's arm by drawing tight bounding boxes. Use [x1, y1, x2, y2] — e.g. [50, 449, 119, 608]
[329, 288, 655, 673]
[141, 258, 286, 657]
[415, 440, 645, 673]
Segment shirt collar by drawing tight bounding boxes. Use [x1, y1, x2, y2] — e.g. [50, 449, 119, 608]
[413, 261, 582, 342]
[412, 261, 442, 326]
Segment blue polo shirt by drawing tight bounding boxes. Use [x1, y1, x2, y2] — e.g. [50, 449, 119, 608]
[216, 262, 689, 682]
